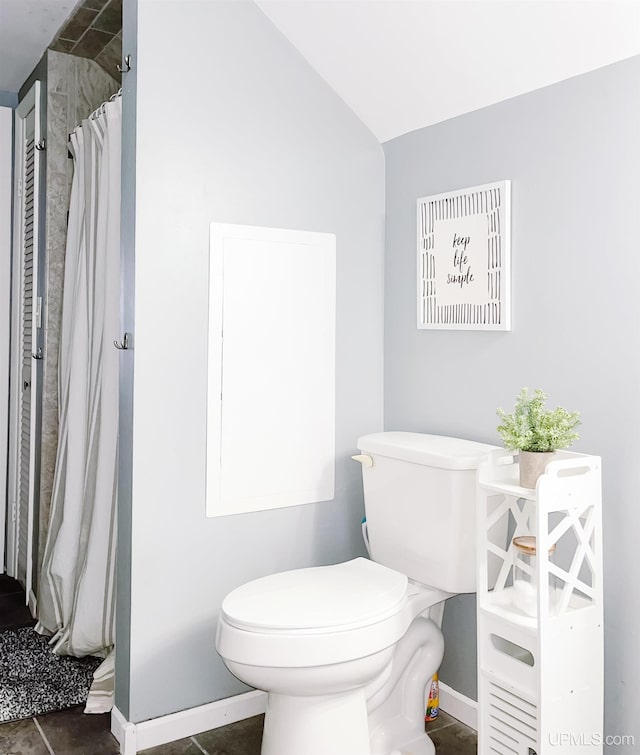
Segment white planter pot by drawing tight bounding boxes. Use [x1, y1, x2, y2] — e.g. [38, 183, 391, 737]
[519, 450, 555, 488]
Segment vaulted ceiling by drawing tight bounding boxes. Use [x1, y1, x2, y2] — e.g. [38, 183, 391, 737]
[255, 0, 640, 142]
[1, 0, 639, 143]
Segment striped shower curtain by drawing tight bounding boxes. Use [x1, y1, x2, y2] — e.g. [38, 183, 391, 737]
[36, 95, 121, 713]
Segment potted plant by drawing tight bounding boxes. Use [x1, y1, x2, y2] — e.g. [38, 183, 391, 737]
[496, 388, 580, 488]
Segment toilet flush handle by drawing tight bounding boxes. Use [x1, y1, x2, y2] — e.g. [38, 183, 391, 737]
[351, 454, 373, 468]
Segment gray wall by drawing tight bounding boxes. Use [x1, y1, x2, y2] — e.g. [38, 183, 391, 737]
[384, 56, 640, 747]
[119, 0, 384, 722]
[0, 92, 17, 108]
[115, 0, 137, 721]
[19, 54, 47, 103]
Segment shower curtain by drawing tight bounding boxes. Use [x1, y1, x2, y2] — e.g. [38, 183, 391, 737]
[36, 95, 121, 713]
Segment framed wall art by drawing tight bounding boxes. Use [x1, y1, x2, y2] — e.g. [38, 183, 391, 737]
[417, 180, 511, 331]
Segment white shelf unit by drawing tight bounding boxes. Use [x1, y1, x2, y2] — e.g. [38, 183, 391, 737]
[477, 449, 603, 755]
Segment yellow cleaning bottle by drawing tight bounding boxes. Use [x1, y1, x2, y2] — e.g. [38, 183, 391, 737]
[425, 673, 440, 721]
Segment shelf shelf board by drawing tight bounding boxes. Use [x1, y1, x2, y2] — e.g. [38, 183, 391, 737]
[480, 588, 539, 629]
[480, 586, 595, 628]
[479, 477, 537, 500]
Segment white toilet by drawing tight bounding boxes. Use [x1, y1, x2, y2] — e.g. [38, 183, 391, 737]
[215, 432, 497, 755]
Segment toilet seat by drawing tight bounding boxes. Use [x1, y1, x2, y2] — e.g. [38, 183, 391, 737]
[216, 559, 416, 668]
[222, 558, 408, 634]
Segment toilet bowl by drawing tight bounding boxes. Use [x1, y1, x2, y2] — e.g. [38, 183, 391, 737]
[216, 558, 451, 755]
[216, 432, 497, 755]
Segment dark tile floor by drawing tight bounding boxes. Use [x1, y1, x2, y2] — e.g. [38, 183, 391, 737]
[0, 708, 119, 755]
[0, 705, 476, 754]
[427, 711, 478, 753]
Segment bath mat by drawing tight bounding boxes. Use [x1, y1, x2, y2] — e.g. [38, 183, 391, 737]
[0, 627, 101, 723]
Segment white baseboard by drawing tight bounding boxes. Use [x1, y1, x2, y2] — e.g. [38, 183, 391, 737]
[111, 707, 136, 755]
[110, 682, 475, 754]
[439, 681, 477, 731]
[111, 690, 267, 755]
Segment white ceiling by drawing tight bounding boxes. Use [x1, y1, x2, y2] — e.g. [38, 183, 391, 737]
[255, 0, 640, 142]
[1, 0, 639, 140]
[0, 0, 77, 93]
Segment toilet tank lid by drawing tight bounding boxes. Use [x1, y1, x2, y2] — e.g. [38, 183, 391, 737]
[221, 558, 408, 633]
[357, 432, 498, 470]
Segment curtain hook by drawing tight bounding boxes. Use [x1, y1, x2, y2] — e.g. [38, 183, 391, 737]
[117, 55, 132, 74]
[113, 333, 131, 351]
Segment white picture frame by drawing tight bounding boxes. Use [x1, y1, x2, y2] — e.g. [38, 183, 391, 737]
[417, 180, 511, 331]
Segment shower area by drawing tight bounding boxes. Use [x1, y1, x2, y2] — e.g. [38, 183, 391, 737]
[3, 46, 122, 718]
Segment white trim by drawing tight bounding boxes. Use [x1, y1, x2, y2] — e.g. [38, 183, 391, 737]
[6, 98, 22, 577]
[439, 681, 478, 731]
[111, 690, 267, 754]
[7, 81, 43, 586]
[24, 80, 43, 599]
[0, 105, 12, 572]
[111, 706, 136, 755]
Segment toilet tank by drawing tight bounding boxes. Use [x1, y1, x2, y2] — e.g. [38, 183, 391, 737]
[357, 432, 498, 593]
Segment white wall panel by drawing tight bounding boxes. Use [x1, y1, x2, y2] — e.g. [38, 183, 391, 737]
[208, 224, 335, 517]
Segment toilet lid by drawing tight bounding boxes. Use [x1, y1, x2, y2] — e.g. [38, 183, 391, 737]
[221, 558, 408, 633]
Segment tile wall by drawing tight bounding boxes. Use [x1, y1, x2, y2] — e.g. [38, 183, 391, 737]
[50, 0, 123, 82]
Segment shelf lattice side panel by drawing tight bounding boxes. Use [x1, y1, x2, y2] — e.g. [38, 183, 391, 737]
[483, 493, 536, 596]
[535, 458, 603, 619]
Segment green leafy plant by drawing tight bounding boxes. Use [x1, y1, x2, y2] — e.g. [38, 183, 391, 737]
[496, 388, 580, 453]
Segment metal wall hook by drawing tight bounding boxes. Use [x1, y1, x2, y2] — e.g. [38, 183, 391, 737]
[117, 55, 132, 73]
[35, 139, 46, 151]
[114, 333, 131, 350]
[31, 347, 43, 360]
